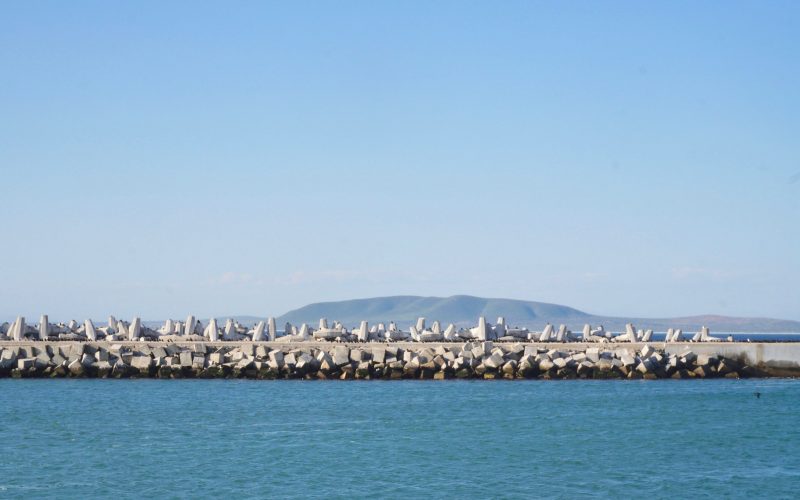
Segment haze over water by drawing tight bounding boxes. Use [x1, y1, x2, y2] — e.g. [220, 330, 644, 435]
[2, 379, 798, 498]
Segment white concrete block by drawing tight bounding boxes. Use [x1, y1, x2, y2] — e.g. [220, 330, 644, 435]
[357, 321, 368, 342]
[129, 317, 141, 341]
[555, 324, 567, 342]
[12, 317, 26, 341]
[332, 346, 350, 366]
[84, 319, 97, 341]
[484, 352, 504, 369]
[206, 318, 219, 342]
[252, 321, 266, 342]
[39, 315, 49, 340]
[184, 315, 197, 337]
[269, 350, 285, 368]
[539, 323, 553, 342]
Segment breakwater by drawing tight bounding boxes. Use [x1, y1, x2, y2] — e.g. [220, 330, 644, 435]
[1, 314, 736, 343]
[2, 341, 799, 379]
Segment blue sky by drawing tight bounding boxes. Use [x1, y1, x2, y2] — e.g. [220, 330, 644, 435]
[1, 1, 798, 321]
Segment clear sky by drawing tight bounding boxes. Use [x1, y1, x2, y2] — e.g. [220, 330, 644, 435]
[1, 1, 798, 322]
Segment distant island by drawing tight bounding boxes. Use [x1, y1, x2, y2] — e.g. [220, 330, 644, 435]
[261, 295, 800, 333]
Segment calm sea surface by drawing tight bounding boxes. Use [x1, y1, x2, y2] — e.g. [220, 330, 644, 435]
[1, 379, 799, 499]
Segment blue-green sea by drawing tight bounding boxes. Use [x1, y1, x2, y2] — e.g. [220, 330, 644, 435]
[1, 379, 799, 499]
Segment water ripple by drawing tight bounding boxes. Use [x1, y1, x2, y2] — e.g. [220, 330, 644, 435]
[1, 379, 799, 499]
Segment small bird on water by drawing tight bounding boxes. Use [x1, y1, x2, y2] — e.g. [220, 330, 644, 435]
[754, 392, 761, 399]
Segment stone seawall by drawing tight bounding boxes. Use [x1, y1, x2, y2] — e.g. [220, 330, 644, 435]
[2, 341, 799, 379]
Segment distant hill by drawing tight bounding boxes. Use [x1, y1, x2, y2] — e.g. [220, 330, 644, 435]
[277, 295, 587, 327]
[274, 295, 800, 333]
[136, 295, 800, 333]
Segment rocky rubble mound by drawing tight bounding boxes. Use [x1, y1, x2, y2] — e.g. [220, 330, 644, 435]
[0, 342, 759, 379]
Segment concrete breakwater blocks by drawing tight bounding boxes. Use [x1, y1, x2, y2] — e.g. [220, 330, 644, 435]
[1, 341, 799, 379]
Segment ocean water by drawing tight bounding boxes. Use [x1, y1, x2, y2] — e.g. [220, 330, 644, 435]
[1, 379, 799, 499]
